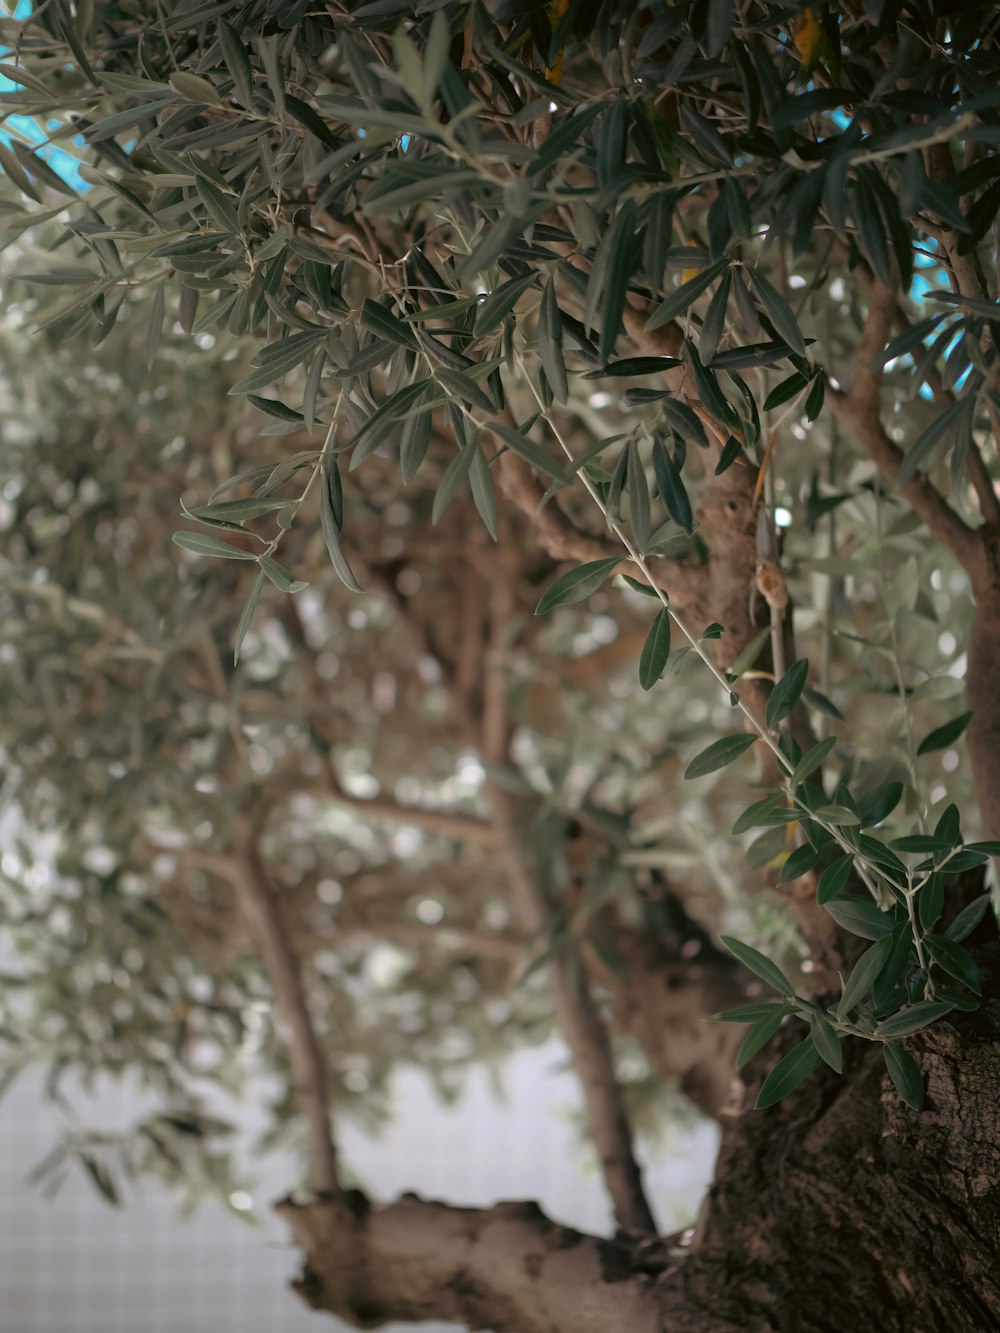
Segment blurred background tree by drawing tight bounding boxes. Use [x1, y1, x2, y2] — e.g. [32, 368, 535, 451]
[2, 0, 1000, 1329]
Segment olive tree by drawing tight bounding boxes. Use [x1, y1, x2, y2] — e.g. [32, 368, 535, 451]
[2, 0, 1000, 1328]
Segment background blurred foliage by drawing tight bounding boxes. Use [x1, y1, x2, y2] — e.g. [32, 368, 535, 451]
[0, 0, 995, 1204]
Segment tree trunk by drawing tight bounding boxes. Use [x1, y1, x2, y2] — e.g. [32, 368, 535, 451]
[279, 948, 1000, 1333]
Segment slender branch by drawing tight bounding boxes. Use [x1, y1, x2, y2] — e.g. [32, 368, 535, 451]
[229, 824, 341, 1196]
[828, 283, 983, 579]
[830, 240, 1000, 526]
[482, 546, 658, 1235]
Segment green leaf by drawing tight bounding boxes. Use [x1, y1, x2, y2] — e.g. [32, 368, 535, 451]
[897, 399, 967, 485]
[744, 267, 806, 357]
[824, 898, 896, 940]
[916, 711, 972, 756]
[778, 842, 820, 884]
[189, 497, 287, 522]
[400, 409, 432, 485]
[489, 422, 567, 483]
[875, 1000, 955, 1039]
[765, 658, 809, 730]
[685, 733, 758, 780]
[756, 1037, 821, 1109]
[763, 373, 809, 412]
[944, 894, 991, 943]
[535, 558, 621, 615]
[728, 626, 770, 680]
[882, 1042, 924, 1110]
[737, 1008, 786, 1068]
[172, 531, 256, 561]
[219, 20, 254, 107]
[709, 1001, 788, 1024]
[638, 609, 671, 690]
[817, 853, 854, 905]
[698, 272, 731, 364]
[432, 438, 479, 525]
[474, 273, 538, 337]
[789, 735, 837, 788]
[645, 260, 729, 333]
[859, 782, 904, 827]
[809, 1012, 843, 1073]
[319, 455, 363, 594]
[733, 792, 794, 835]
[925, 933, 980, 994]
[170, 71, 222, 105]
[652, 439, 693, 532]
[468, 444, 498, 541]
[361, 297, 418, 349]
[259, 555, 308, 594]
[836, 933, 895, 1017]
[233, 571, 265, 664]
[745, 826, 786, 871]
[538, 278, 569, 404]
[584, 357, 682, 379]
[719, 936, 794, 996]
[627, 439, 650, 548]
[195, 176, 239, 232]
[229, 333, 325, 395]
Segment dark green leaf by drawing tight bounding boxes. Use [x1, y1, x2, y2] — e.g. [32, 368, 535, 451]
[944, 895, 992, 943]
[836, 933, 895, 1017]
[882, 1042, 924, 1110]
[709, 1001, 789, 1024]
[817, 853, 854, 905]
[925, 933, 980, 994]
[916, 711, 972, 756]
[645, 260, 729, 333]
[720, 936, 795, 996]
[219, 20, 254, 107]
[535, 558, 621, 615]
[737, 1008, 786, 1068]
[778, 842, 820, 884]
[790, 736, 837, 788]
[824, 897, 896, 940]
[756, 1037, 821, 1109]
[875, 1001, 955, 1039]
[172, 531, 256, 561]
[898, 400, 968, 485]
[744, 267, 806, 357]
[638, 609, 671, 689]
[584, 357, 682, 379]
[652, 439, 693, 532]
[361, 298, 418, 349]
[809, 1012, 843, 1072]
[685, 733, 758, 780]
[733, 792, 794, 835]
[766, 659, 809, 730]
[538, 279, 568, 404]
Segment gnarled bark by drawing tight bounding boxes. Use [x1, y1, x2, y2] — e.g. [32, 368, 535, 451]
[282, 984, 1000, 1333]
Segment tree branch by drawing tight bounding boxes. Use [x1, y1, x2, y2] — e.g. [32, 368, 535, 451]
[482, 550, 658, 1236]
[230, 824, 341, 1196]
[828, 283, 984, 579]
[277, 1194, 670, 1333]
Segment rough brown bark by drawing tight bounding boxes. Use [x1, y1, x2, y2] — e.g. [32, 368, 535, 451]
[281, 974, 1000, 1333]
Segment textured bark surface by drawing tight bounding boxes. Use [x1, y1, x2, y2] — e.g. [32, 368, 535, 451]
[282, 955, 1000, 1333]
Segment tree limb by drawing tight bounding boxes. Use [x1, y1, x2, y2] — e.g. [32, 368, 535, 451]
[230, 823, 341, 1196]
[482, 546, 658, 1236]
[277, 1194, 670, 1333]
[828, 282, 984, 579]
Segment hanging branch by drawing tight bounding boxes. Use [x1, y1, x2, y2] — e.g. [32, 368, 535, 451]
[229, 823, 341, 1197]
[480, 546, 658, 1235]
[827, 283, 983, 579]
